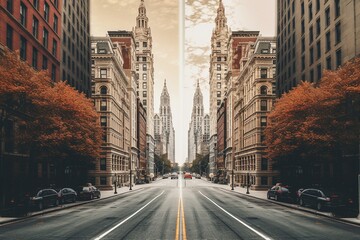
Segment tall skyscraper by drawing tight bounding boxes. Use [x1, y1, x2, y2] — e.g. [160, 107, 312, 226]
[61, 0, 91, 96]
[209, 0, 230, 174]
[276, 0, 360, 96]
[134, 0, 155, 175]
[158, 80, 175, 164]
[188, 81, 208, 163]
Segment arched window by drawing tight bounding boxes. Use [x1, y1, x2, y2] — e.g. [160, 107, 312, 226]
[100, 86, 107, 95]
[260, 86, 268, 95]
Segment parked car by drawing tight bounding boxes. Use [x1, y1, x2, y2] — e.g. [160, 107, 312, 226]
[135, 179, 146, 185]
[267, 185, 294, 202]
[195, 174, 201, 179]
[171, 172, 178, 179]
[162, 174, 169, 179]
[298, 188, 352, 211]
[77, 186, 101, 200]
[30, 189, 60, 211]
[57, 188, 77, 204]
[184, 173, 192, 179]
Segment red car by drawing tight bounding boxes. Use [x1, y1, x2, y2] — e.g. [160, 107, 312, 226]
[184, 173, 192, 179]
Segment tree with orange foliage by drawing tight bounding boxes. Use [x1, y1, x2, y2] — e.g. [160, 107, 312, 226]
[265, 58, 360, 165]
[0, 50, 102, 162]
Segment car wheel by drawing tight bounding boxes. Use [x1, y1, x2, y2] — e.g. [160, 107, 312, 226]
[98, 193, 101, 199]
[317, 202, 322, 211]
[267, 193, 271, 199]
[38, 202, 43, 211]
[299, 198, 304, 206]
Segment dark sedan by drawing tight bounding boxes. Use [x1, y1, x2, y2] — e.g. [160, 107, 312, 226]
[298, 188, 351, 211]
[267, 185, 294, 202]
[30, 189, 60, 211]
[58, 188, 77, 204]
[77, 186, 101, 200]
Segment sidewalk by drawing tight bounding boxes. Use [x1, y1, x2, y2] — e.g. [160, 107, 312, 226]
[204, 178, 360, 226]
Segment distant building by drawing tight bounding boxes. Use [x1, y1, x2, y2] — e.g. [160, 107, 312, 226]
[233, 37, 278, 190]
[187, 81, 209, 164]
[60, 0, 91, 96]
[90, 37, 131, 190]
[137, 98, 147, 179]
[276, 0, 360, 96]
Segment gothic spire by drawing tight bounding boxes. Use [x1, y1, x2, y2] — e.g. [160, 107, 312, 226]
[215, 0, 227, 30]
[136, 0, 148, 28]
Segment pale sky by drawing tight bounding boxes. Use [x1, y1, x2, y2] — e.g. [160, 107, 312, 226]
[90, 0, 276, 164]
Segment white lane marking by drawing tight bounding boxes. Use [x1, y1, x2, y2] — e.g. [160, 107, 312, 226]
[93, 191, 165, 240]
[199, 191, 272, 240]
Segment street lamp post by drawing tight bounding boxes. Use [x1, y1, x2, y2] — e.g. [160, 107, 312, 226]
[246, 172, 250, 194]
[114, 174, 118, 194]
[231, 169, 234, 190]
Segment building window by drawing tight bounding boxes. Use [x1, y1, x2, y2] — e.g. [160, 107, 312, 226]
[301, 55, 305, 71]
[100, 69, 107, 78]
[217, 57, 221, 62]
[100, 86, 107, 94]
[326, 56, 332, 70]
[308, 3, 313, 21]
[43, 28, 49, 48]
[316, 40, 321, 59]
[52, 39, 57, 57]
[216, 42, 220, 47]
[143, 42, 147, 47]
[33, 0, 39, 9]
[6, 0, 13, 13]
[316, 0, 320, 12]
[143, 99, 147, 106]
[142, 57, 146, 62]
[6, 24, 13, 50]
[326, 31, 331, 52]
[100, 177, 106, 185]
[20, 36, 27, 60]
[100, 116, 107, 127]
[143, 73, 147, 80]
[42, 56, 48, 69]
[143, 82, 147, 89]
[217, 100, 221, 106]
[261, 177, 268, 186]
[136, 42, 139, 48]
[32, 17, 39, 38]
[44, 2, 49, 22]
[301, 20, 305, 35]
[301, 2, 304, 17]
[100, 100, 107, 111]
[217, 74, 221, 80]
[217, 91, 221, 98]
[261, 100, 267, 111]
[335, 0, 340, 18]
[51, 64, 56, 81]
[261, 158, 268, 171]
[53, 0, 58, 9]
[316, 18, 321, 37]
[260, 69, 267, 78]
[217, 82, 221, 89]
[325, 7, 330, 27]
[143, 91, 147, 97]
[136, 64, 139, 71]
[217, 64, 221, 71]
[260, 117, 267, 127]
[260, 86, 268, 95]
[301, 37, 305, 53]
[310, 69, 314, 82]
[336, 48, 342, 68]
[53, 14, 58, 33]
[20, 2, 27, 27]
[309, 26, 313, 43]
[143, 64, 147, 71]
[100, 158, 106, 171]
[309, 47, 314, 64]
[32, 47, 38, 69]
[317, 64, 322, 81]
[335, 22, 341, 45]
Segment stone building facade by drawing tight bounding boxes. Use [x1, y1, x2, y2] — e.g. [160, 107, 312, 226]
[276, 0, 360, 96]
[90, 37, 131, 190]
[233, 37, 278, 190]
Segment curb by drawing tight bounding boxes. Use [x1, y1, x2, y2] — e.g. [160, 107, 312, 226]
[0, 187, 144, 226]
[218, 187, 360, 227]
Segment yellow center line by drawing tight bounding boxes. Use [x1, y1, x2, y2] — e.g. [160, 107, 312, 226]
[175, 198, 180, 240]
[181, 198, 187, 240]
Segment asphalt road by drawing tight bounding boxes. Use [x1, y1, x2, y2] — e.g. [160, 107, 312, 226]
[0, 177, 359, 240]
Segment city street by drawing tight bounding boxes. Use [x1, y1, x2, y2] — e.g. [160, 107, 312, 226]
[0, 178, 359, 240]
